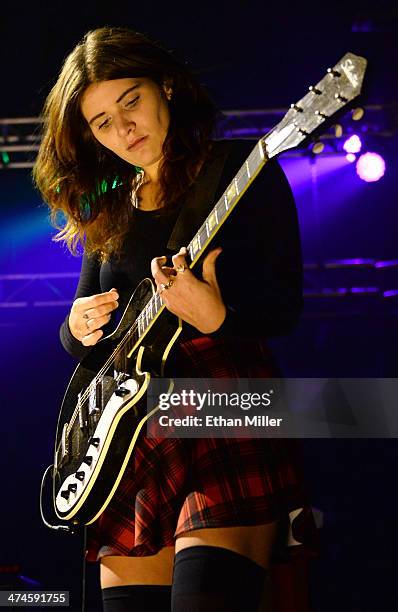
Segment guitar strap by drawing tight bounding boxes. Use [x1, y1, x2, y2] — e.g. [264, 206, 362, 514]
[166, 139, 234, 252]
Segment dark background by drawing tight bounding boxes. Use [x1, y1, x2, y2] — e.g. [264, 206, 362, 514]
[0, 1, 397, 610]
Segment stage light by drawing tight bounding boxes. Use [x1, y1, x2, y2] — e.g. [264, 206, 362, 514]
[343, 134, 362, 154]
[346, 153, 356, 163]
[311, 141, 325, 155]
[356, 152, 386, 182]
[1, 151, 10, 166]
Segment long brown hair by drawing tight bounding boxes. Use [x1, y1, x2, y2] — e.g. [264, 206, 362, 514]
[33, 26, 217, 260]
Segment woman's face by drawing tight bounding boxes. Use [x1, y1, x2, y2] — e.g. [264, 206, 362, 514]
[81, 77, 171, 174]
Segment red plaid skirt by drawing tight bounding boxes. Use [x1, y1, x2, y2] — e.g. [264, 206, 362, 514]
[85, 336, 319, 564]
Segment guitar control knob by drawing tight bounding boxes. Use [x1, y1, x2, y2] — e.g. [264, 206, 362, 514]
[315, 110, 328, 119]
[83, 456, 93, 466]
[327, 68, 341, 78]
[335, 93, 348, 103]
[290, 104, 303, 113]
[309, 86, 322, 95]
[115, 386, 130, 397]
[68, 483, 77, 493]
[75, 471, 85, 481]
[60, 489, 70, 500]
[89, 437, 100, 448]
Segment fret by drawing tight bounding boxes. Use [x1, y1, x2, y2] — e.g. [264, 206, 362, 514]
[215, 201, 225, 222]
[191, 233, 201, 256]
[205, 221, 210, 237]
[188, 244, 194, 261]
[247, 149, 260, 177]
[207, 210, 218, 234]
[225, 180, 237, 206]
[245, 160, 251, 179]
[199, 226, 207, 245]
[236, 171, 247, 193]
[234, 177, 240, 196]
[224, 193, 229, 211]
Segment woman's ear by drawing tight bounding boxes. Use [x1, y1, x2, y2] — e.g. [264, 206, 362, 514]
[162, 79, 173, 100]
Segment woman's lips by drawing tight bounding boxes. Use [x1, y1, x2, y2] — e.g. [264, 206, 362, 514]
[127, 136, 148, 151]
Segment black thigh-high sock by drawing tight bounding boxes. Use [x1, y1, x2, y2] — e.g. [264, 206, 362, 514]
[102, 585, 171, 612]
[171, 545, 267, 612]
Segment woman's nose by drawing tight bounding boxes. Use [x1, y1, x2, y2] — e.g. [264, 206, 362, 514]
[115, 115, 135, 137]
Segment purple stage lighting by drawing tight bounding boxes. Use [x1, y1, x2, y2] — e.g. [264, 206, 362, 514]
[343, 134, 362, 154]
[356, 152, 386, 182]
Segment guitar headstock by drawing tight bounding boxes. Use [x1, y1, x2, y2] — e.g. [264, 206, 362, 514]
[262, 52, 367, 158]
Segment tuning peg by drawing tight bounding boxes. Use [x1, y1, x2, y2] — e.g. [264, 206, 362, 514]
[296, 127, 309, 136]
[335, 93, 348, 103]
[351, 107, 365, 121]
[309, 86, 322, 95]
[311, 141, 325, 155]
[333, 124, 343, 138]
[327, 68, 341, 78]
[290, 103, 303, 112]
[315, 110, 328, 120]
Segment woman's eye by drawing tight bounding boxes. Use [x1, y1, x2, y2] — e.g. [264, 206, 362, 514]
[125, 96, 139, 108]
[98, 118, 111, 130]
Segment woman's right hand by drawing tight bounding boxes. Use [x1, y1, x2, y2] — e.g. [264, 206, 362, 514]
[68, 288, 119, 346]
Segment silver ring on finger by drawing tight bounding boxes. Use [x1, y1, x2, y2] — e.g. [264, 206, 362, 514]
[160, 278, 174, 292]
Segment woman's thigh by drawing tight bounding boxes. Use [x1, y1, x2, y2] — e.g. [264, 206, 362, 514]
[100, 522, 278, 588]
[100, 546, 175, 587]
[175, 523, 279, 570]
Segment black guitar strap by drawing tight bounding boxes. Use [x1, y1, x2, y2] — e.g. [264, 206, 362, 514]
[166, 140, 233, 252]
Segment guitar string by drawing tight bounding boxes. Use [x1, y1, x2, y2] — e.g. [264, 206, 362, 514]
[63, 146, 264, 442]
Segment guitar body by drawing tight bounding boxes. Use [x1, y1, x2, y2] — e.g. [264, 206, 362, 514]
[53, 278, 181, 525]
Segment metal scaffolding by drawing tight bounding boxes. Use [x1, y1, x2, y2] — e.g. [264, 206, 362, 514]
[0, 104, 396, 169]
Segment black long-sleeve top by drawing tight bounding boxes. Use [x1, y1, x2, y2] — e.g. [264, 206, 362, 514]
[60, 139, 303, 361]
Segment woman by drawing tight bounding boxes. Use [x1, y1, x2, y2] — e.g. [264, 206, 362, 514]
[34, 26, 318, 612]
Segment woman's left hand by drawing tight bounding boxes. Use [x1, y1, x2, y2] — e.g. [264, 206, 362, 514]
[151, 246, 227, 334]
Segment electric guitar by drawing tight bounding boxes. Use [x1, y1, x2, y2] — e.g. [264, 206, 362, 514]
[50, 53, 367, 527]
